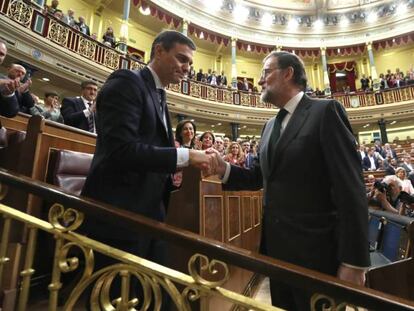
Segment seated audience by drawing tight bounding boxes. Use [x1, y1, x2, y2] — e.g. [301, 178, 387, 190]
[224, 141, 245, 167]
[200, 131, 215, 150]
[175, 119, 196, 149]
[30, 91, 63, 123]
[102, 26, 116, 48]
[385, 158, 398, 175]
[402, 156, 413, 175]
[61, 80, 97, 132]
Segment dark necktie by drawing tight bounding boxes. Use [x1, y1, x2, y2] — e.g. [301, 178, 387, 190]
[87, 102, 95, 133]
[157, 89, 166, 114]
[268, 108, 288, 161]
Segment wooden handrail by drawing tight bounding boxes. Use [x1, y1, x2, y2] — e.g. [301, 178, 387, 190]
[0, 168, 413, 310]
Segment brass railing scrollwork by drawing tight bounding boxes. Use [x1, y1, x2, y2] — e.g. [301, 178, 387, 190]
[7, 0, 33, 27]
[79, 37, 97, 60]
[48, 203, 84, 232]
[188, 253, 229, 288]
[47, 20, 69, 46]
[311, 293, 359, 311]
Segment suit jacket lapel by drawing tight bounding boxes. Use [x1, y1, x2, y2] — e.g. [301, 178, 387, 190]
[260, 117, 275, 179]
[140, 67, 169, 139]
[269, 95, 312, 175]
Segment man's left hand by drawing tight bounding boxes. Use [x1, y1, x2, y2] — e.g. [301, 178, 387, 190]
[337, 264, 366, 286]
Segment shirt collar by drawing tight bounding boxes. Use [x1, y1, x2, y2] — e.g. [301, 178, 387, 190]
[80, 96, 91, 105]
[283, 91, 304, 115]
[147, 65, 164, 90]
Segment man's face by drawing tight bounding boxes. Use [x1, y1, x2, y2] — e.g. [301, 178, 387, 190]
[215, 139, 224, 151]
[52, 0, 59, 8]
[8, 65, 26, 80]
[391, 159, 397, 166]
[223, 137, 230, 148]
[154, 43, 193, 85]
[81, 84, 98, 102]
[242, 142, 250, 153]
[0, 43, 7, 65]
[259, 56, 286, 107]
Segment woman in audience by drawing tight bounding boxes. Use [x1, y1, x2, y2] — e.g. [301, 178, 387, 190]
[200, 131, 215, 150]
[102, 26, 116, 48]
[396, 167, 414, 195]
[224, 142, 245, 167]
[30, 91, 63, 123]
[175, 119, 196, 149]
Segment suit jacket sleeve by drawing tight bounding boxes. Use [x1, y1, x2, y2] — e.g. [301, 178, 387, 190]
[61, 98, 87, 126]
[96, 71, 177, 174]
[321, 100, 370, 267]
[0, 94, 19, 117]
[19, 91, 35, 110]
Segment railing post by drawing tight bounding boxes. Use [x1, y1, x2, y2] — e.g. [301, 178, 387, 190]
[0, 215, 11, 289]
[17, 226, 38, 311]
[48, 235, 64, 311]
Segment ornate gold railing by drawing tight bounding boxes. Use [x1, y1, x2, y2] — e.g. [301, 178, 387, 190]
[2, 0, 414, 111]
[0, 169, 413, 310]
[0, 202, 278, 310]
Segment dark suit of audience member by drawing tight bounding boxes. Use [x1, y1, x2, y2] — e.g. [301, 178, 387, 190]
[362, 154, 379, 171]
[61, 81, 97, 132]
[196, 70, 203, 82]
[211, 52, 369, 311]
[77, 17, 90, 36]
[15, 90, 34, 114]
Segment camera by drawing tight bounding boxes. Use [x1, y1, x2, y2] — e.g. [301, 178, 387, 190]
[399, 191, 414, 205]
[374, 181, 389, 193]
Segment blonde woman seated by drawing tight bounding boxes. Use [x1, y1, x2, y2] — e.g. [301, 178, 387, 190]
[395, 167, 414, 195]
[224, 142, 245, 167]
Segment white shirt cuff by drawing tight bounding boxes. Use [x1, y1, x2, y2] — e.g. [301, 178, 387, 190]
[1, 92, 15, 98]
[341, 262, 369, 271]
[83, 108, 91, 117]
[221, 162, 231, 183]
[176, 148, 189, 168]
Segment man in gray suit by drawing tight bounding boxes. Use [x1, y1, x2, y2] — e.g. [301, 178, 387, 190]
[209, 51, 369, 311]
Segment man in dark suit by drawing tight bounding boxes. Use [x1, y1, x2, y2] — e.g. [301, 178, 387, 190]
[5, 64, 34, 114]
[209, 51, 369, 311]
[0, 39, 19, 118]
[61, 80, 97, 132]
[362, 149, 379, 171]
[81, 30, 210, 277]
[76, 16, 90, 36]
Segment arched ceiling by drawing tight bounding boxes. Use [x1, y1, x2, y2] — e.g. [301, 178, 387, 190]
[147, 0, 414, 47]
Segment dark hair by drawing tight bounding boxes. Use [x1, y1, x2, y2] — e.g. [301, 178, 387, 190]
[265, 51, 307, 91]
[175, 119, 197, 148]
[149, 30, 196, 61]
[81, 80, 98, 89]
[200, 131, 215, 145]
[45, 91, 59, 98]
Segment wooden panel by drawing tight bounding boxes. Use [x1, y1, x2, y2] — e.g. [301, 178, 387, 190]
[242, 196, 253, 233]
[253, 196, 261, 227]
[227, 196, 241, 242]
[202, 195, 224, 242]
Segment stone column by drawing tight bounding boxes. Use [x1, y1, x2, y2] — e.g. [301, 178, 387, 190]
[366, 42, 380, 91]
[182, 19, 189, 36]
[320, 47, 331, 95]
[231, 37, 238, 89]
[118, 0, 130, 53]
[230, 122, 239, 141]
[378, 118, 388, 143]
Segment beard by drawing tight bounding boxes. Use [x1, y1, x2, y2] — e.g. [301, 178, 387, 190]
[260, 88, 275, 104]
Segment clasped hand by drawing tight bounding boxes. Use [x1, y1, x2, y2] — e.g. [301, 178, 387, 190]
[189, 149, 226, 177]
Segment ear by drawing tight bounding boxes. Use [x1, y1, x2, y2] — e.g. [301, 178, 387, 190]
[153, 43, 164, 60]
[284, 66, 294, 81]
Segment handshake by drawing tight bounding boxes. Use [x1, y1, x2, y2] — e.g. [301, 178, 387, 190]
[189, 149, 227, 177]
